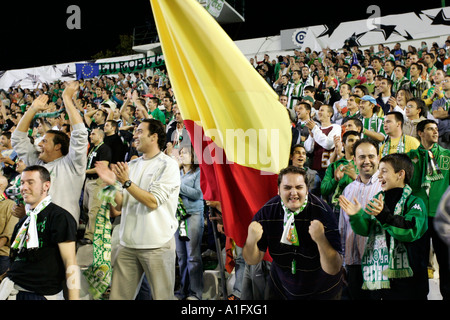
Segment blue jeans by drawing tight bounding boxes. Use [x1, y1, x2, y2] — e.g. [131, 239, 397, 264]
[175, 212, 204, 300]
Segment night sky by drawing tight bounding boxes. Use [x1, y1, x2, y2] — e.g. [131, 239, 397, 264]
[0, 0, 443, 71]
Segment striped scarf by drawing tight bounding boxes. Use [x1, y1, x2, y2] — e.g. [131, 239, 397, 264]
[280, 195, 308, 246]
[361, 186, 413, 290]
[83, 185, 115, 300]
[420, 144, 444, 196]
[11, 196, 52, 252]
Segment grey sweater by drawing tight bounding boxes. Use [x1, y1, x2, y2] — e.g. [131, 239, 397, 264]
[11, 123, 88, 224]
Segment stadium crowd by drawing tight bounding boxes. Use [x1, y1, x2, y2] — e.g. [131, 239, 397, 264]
[0, 37, 449, 301]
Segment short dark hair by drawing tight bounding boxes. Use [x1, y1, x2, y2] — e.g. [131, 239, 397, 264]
[395, 65, 406, 74]
[278, 166, 308, 188]
[417, 119, 438, 134]
[290, 143, 306, 156]
[1, 131, 11, 139]
[380, 77, 393, 88]
[407, 97, 426, 118]
[102, 89, 112, 97]
[342, 130, 360, 144]
[141, 118, 166, 150]
[353, 138, 380, 156]
[23, 165, 51, 183]
[344, 118, 363, 133]
[386, 111, 404, 128]
[303, 85, 316, 94]
[380, 153, 414, 185]
[106, 119, 119, 133]
[46, 130, 70, 156]
[149, 97, 159, 105]
[411, 62, 423, 73]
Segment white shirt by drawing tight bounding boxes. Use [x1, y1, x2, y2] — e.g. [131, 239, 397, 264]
[119, 152, 180, 249]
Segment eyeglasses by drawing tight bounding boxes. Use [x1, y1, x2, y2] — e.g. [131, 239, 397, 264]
[406, 105, 416, 108]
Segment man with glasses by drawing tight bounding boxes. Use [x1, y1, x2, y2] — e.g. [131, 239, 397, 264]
[404, 98, 427, 138]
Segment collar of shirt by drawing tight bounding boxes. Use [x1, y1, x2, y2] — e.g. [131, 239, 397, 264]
[356, 170, 380, 185]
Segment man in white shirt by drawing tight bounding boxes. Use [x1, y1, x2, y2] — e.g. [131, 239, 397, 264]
[338, 138, 382, 300]
[96, 118, 180, 300]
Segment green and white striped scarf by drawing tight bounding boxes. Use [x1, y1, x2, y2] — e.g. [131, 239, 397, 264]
[361, 186, 413, 290]
[83, 185, 116, 300]
[11, 196, 52, 252]
[280, 195, 308, 246]
[420, 144, 444, 196]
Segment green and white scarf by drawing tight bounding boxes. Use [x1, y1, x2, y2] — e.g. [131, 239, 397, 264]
[420, 144, 444, 195]
[361, 186, 414, 290]
[83, 185, 116, 300]
[393, 77, 406, 93]
[382, 135, 405, 157]
[11, 196, 52, 252]
[444, 97, 450, 112]
[363, 114, 382, 138]
[280, 195, 308, 246]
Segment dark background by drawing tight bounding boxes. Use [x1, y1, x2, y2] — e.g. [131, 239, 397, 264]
[0, 0, 445, 71]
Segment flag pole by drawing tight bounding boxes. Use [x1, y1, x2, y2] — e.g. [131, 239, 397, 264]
[208, 206, 228, 299]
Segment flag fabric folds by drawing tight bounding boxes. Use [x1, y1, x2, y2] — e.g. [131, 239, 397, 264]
[150, 0, 292, 248]
[76, 63, 100, 80]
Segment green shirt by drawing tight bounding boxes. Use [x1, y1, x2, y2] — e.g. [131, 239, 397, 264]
[407, 144, 450, 217]
[321, 158, 357, 207]
[349, 189, 427, 242]
[150, 107, 166, 124]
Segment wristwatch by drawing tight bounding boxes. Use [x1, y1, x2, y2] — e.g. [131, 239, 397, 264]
[122, 180, 132, 189]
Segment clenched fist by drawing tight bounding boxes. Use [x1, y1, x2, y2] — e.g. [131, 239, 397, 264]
[309, 220, 325, 244]
[247, 221, 263, 244]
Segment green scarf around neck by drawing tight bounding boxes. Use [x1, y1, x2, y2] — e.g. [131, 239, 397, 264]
[361, 186, 414, 290]
[419, 144, 444, 195]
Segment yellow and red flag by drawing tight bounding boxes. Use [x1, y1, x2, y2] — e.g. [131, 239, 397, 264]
[150, 0, 291, 248]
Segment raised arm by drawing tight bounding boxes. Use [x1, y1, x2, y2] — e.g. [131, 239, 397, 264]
[15, 94, 50, 133]
[62, 81, 84, 126]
